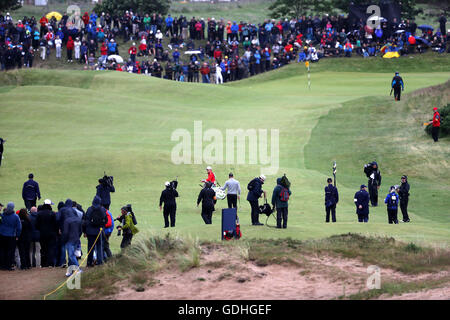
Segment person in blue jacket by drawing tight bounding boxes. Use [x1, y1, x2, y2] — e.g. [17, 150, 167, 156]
[247, 175, 266, 226]
[0, 202, 22, 270]
[384, 186, 399, 224]
[22, 173, 41, 210]
[82, 195, 106, 267]
[354, 185, 370, 223]
[62, 207, 82, 276]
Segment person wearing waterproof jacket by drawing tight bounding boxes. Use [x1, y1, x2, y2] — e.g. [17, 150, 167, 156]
[82, 195, 106, 267]
[0, 202, 22, 270]
[364, 162, 382, 207]
[246, 175, 266, 226]
[117, 206, 139, 249]
[18, 208, 32, 269]
[391, 72, 404, 101]
[96, 178, 115, 210]
[324, 178, 339, 223]
[29, 206, 41, 267]
[22, 173, 41, 210]
[36, 202, 58, 267]
[354, 185, 370, 223]
[62, 206, 82, 275]
[197, 181, 216, 225]
[271, 177, 291, 229]
[57, 199, 76, 267]
[102, 208, 114, 261]
[398, 175, 410, 222]
[160, 181, 179, 228]
[384, 186, 400, 224]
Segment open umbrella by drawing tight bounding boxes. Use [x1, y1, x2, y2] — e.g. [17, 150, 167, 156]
[138, 31, 148, 38]
[414, 36, 430, 46]
[107, 55, 124, 63]
[418, 25, 434, 31]
[46, 11, 62, 21]
[184, 50, 201, 55]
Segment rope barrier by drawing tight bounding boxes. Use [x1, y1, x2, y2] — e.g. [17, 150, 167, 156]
[43, 228, 103, 300]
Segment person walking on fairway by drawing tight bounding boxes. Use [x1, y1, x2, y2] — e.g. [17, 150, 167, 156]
[384, 186, 399, 224]
[159, 181, 179, 228]
[431, 107, 440, 142]
[22, 173, 41, 210]
[398, 175, 410, 222]
[391, 72, 404, 101]
[246, 175, 266, 226]
[364, 162, 381, 207]
[221, 173, 241, 209]
[197, 181, 216, 224]
[324, 178, 339, 223]
[354, 185, 370, 223]
[271, 177, 291, 229]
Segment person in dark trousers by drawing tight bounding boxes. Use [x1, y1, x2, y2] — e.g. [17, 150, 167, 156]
[324, 178, 339, 222]
[221, 173, 241, 209]
[29, 206, 41, 267]
[82, 195, 106, 267]
[102, 208, 114, 261]
[116, 206, 139, 249]
[384, 186, 399, 224]
[391, 72, 404, 101]
[57, 199, 76, 267]
[17, 208, 32, 269]
[431, 107, 441, 142]
[36, 200, 58, 267]
[271, 177, 291, 229]
[160, 181, 179, 228]
[22, 173, 41, 210]
[0, 202, 22, 270]
[197, 181, 216, 224]
[439, 14, 447, 37]
[398, 175, 410, 222]
[96, 177, 115, 210]
[0, 137, 5, 167]
[364, 162, 382, 206]
[62, 205, 82, 276]
[246, 175, 266, 226]
[354, 185, 370, 223]
[55, 201, 65, 267]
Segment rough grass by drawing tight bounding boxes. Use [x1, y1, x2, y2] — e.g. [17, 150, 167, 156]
[59, 233, 450, 300]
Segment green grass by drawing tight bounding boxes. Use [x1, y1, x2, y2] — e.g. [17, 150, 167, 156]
[0, 54, 449, 258]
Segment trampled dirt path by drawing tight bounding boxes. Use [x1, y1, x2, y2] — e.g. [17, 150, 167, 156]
[0, 267, 67, 300]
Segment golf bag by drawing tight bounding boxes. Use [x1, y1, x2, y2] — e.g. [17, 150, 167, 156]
[259, 199, 276, 227]
[221, 208, 241, 240]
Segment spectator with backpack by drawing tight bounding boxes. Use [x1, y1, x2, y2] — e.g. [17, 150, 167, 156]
[103, 208, 114, 261]
[384, 186, 399, 224]
[116, 205, 139, 249]
[354, 185, 370, 223]
[271, 177, 291, 229]
[324, 178, 339, 223]
[246, 175, 266, 226]
[82, 195, 106, 267]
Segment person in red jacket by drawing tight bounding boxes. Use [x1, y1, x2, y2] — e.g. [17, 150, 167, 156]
[82, 12, 90, 28]
[128, 43, 137, 62]
[39, 15, 48, 37]
[66, 36, 74, 62]
[431, 107, 441, 142]
[201, 166, 216, 186]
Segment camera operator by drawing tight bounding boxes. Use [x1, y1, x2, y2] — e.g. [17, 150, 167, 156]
[116, 205, 139, 249]
[159, 181, 179, 228]
[96, 174, 115, 210]
[363, 162, 382, 207]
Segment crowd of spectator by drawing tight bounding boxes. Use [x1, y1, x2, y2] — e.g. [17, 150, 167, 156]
[0, 10, 448, 83]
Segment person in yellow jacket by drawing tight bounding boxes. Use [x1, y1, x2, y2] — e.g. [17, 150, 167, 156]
[117, 206, 139, 249]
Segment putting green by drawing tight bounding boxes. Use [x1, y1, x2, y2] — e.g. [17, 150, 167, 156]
[0, 58, 449, 251]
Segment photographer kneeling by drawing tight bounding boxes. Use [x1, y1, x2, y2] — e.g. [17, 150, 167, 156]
[116, 206, 139, 249]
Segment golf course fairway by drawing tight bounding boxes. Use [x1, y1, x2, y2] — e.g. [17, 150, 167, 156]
[0, 54, 449, 252]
